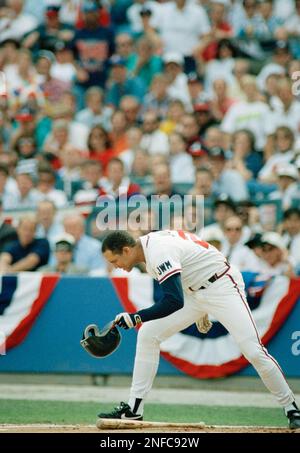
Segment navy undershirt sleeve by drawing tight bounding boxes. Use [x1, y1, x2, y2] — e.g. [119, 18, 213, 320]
[136, 273, 184, 323]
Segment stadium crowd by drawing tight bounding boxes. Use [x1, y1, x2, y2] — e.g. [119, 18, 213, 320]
[0, 0, 300, 276]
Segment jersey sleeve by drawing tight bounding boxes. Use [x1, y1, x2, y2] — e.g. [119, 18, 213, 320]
[148, 245, 182, 284]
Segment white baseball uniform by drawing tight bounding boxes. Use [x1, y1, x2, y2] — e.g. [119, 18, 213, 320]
[128, 230, 295, 411]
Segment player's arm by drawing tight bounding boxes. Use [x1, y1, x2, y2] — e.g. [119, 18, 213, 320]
[115, 273, 184, 329]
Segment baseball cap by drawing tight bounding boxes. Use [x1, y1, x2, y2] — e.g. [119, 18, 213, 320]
[274, 40, 290, 53]
[163, 52, 184, 66]
[37, 50, 56, 64]
[261, 232, 286, 251]
[245, 233, 263, 249]
[55, 233, 75, 252]
[140, 7, 152, 16]
[209, 146, 226, 159]
[276, 164, 299, 180]
[214, 194, 236, 210]
[46, 5, 60, 16]
[194, 103, 210, 112]
[109, 54, 127, 67]
[188, 141, 209, 157]
[202, 226, 224, 243]
[187, 72, 203, 84]
[81, 1, 100, 13]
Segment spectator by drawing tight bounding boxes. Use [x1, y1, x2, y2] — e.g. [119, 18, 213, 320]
[23, 4, 74, 53]
[159, 99, 185, 136]
[284, 0, 300, 58]
[221, 75, 271, 151]
[204, 126, 224, 149]
[259, 231, 296, 277]
[0, 163, 18, 210]
[194, 103, 217, 138]
[74, 159, 103, 205]
[105, 55, 146, 107]
[148, 163, 181, 199]
[202, 195, 236, 240]
[169, 132, 195, 184]
[187, 71, 209, 108]
[5, 171, 40, 209]
[87, 125, 114, 173]
[63, 212, 105, 272]
[40, 233, 87, 274]
[142, 73, 171, 119]
[110, 109, 129, 156]
[163, 52, 190, 108]
[57, 144, 82, 198]
[115, 32, 134, 66]
[118, 126, 143, 173]
[188, 141, 210, 171]
[0, 214, 50, 272]
[35, 165, 68, 208]
[282, 207, 300, 269]
[120, 95, 141, 127]
[35, 199, 64, 247]
[222, 215, 260, 271]
[99, 157, 141, 200]
[0, 196, 17, 253]
[127, 0, 161, 34]
[140, 110, 169, 155]
[259, 126, 295, 183]
[130, 148, 152, 183]
[50, 41, 77, 84]
[180, 113, 201, 152]
[210, 78, 237, 121]
[0, 0, 38, 44]
[75, 86, 112, 129]
[127, 36, 162, 88]
[231, 129, 264, 180]
[209, 146, 249, 201]
[72, 0, 114, 90]
[268, 164, 299, 210]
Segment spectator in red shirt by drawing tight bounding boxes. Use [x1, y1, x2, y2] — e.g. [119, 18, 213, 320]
[87, 125, 115, 173]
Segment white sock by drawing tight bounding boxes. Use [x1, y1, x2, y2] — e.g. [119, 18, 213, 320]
[128, 397, 144, 415]
[284, 401, 298, 416]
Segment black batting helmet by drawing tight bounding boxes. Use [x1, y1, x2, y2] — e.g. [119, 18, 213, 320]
[80, 322, 121, 358]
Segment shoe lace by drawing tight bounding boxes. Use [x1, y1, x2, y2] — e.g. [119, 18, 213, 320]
[111, 402, 127, 416]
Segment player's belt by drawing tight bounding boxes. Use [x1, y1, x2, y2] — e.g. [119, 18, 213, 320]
[189, 262, 230, 291]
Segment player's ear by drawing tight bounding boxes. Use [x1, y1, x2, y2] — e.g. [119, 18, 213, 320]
[122, 246, 131, 256]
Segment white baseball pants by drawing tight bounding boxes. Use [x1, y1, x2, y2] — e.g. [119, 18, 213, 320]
[129, 266, 295, 408]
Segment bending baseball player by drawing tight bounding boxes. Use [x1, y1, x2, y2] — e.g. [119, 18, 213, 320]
[99, 229, 300, 429]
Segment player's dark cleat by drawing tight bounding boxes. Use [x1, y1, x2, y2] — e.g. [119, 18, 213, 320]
[287, 409, 300, 430]
[98, 402, 143, 420]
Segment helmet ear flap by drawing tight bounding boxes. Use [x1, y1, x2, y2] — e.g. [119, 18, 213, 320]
[80, 322, 122, 358]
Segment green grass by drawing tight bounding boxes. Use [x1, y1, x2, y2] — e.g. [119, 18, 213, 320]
[0, 399, 287, 427]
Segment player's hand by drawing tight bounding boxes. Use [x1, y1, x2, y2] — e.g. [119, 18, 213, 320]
[196, 314, 212, 334]
[114, 312, 142, 330]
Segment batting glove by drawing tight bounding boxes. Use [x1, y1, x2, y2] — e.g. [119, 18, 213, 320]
[114, 312, 142, 330]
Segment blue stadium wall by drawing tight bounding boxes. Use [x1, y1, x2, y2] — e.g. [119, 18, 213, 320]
[0, 276, 299, 377]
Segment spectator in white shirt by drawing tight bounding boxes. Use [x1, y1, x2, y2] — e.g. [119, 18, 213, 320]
[268, 164, 299, 210]
[75, 86, 112, 130]
[169, 132, 195, 184]
[158, 0, 210, 57]
[35, 165, 68, 208]
[221, 75, 271, 150]
[0, 0, 38, 43]
[282, 207, 300, 269]
[140, 110, 169, 155]
[5, 171, 40, 210]
[163, 52, 190, 108]
[35, 199, 64, 247]
[259, 232, 296, 277]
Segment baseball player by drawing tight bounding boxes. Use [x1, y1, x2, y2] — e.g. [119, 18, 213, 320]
[99, 229, 300, 429]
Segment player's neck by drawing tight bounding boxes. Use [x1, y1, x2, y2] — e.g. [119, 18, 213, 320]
[135, 240, 146, 265]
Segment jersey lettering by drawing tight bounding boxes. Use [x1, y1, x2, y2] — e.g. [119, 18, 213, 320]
[157, 260, 172, 276]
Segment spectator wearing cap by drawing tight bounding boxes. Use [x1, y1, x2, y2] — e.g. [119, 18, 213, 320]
[51, 40, 77, 84]
[127, 36, 162, 89]
[36, 50, 71, 105]
[187, 72, 209, 109]
[75, 86, 112, 130]
[231, 129, 264, 180]
[127, 0, 161, 34]
[158, 0, 210, 60]
[163, 52, 190, 108]
[140, 111, 169, 155]
[209, 146, 249, 201]
[40, 233, 87, 275]
[23, 4, 74, 54]
[259, 231, 296, 277]
[0, 0, 38, 44]
[35, 199, 64, 247]
[259, 126, 295, 183]
[282, 208, 300, 270]
[221, 75, 272, 151]
[202, 225, 223, 251]
[5, 171, 40, 210]
[135, 5, 162, 53]
[193, 103, 217, 138]
[62, 213, 106, 272]
[188, 142, 210, 171]
[268, 163, 299, 210]
[168, 132, 195, 184]
[105, 55, 146, 108]
[0, 214, 50, 272]
[222, 215, 261, 271]
[256, 41, 290, 94]
[72, 1, 115, 91]
[0, 196, 17, 254]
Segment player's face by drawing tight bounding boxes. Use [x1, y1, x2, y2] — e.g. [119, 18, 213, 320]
[103, 248, 135, 272]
